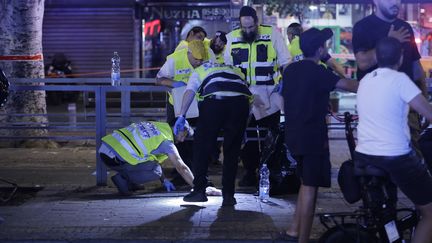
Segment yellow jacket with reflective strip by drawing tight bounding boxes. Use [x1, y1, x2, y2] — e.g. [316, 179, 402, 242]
[229, 25, 279, 86]
[101, 121, 173, 165]
[288, 36, 304, 62]
[167, 48, 194, 105]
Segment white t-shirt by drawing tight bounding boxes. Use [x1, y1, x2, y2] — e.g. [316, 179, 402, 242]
[356, 68, 421, 156]
[156, 58, 175, 79]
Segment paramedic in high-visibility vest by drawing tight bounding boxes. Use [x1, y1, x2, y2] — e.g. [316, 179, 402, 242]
[99, 121, 194, 196]
[156, 40, 208, 124]
[174, 62, 252, 206]
[287, 22, 346, 78]
[223, 6, 290, 187]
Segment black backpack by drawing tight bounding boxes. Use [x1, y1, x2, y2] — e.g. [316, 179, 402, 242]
[260, 123, 301, 195]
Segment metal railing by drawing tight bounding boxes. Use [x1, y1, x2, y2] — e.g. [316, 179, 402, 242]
[4, 78, 168, 185]
[2, 78, 366, 186]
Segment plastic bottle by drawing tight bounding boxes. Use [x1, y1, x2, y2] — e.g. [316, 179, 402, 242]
[111, 52, 121, 86]
[259, 163, 270, 202]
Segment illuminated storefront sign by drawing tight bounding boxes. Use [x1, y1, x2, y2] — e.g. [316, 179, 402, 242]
[143, 6, 231, 21]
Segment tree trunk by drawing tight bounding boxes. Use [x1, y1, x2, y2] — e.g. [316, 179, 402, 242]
[0, 0, 55, 148]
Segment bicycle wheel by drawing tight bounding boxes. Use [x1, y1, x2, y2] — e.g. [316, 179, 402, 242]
[318, 223, 378, 243]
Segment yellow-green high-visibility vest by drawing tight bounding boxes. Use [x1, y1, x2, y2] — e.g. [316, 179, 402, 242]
[167, 48, 194, 105]
[101, 121, 173, 165]
[229, 25, 279, 86]
[288, 36, 304, 62]
[215, 51, 225, 64]
[194, 62, 252, 100]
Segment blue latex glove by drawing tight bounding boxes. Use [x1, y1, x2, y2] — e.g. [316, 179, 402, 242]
[172, 81, 186, 88]
[163, 179, 176, 192]
[272, 83, 282, 94]
[174, 116, 186, 136]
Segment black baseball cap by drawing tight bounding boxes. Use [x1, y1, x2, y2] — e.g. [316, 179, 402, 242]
[300, 27, 333, 57]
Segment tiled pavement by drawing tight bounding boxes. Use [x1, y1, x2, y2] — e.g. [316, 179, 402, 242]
[0, 132, 414, 243]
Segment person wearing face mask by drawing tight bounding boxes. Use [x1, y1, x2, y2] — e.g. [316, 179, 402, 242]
[175, 26, 212, 56]
[224, 6, 290, 187]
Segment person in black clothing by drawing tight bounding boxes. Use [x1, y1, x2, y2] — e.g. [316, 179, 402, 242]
[174, 62, 251, 206]
[280, 28, 358, 243]
[353, 0, 425, 83]
[353, 0, 427, 159]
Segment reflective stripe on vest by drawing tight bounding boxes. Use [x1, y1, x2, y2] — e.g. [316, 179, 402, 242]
[101, 122, 173, 165]
[167, 48, 194, 105]
[230, 25, 278, 86]
[195, 62, 252, 99]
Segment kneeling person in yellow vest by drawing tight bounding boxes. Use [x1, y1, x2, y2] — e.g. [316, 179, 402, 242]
[99, 121, 194, 195]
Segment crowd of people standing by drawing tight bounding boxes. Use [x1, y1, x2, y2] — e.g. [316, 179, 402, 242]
[99, 1, 432, 242]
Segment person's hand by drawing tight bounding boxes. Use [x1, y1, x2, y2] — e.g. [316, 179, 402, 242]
[163, 179, 176, 192]
[174, 116, 186, 135]
[272, 83, 282, 94]
[388, 25, 410, 43]
[172, 81, 186, 88]
[252, 94, 265, 107]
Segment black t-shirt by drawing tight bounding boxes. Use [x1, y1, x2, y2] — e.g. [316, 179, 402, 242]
[282, 60, 339, 155]
[352, 14, 420, 80]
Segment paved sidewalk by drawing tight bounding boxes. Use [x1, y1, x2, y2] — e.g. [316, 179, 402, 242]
[0, 138, 414, 243]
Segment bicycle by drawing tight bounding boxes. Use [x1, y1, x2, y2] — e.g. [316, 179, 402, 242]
[318, 112, 418, 243]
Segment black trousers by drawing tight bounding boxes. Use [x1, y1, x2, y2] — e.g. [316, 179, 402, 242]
[100, 153, 162, 184]
[192, 96, 249, 197]
[240, 111, 280, 175]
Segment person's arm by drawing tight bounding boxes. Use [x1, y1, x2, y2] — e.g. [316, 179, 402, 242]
[353, 24, 411, 72]
[335, 78, 359, 93]
[179, 72, 201, 116]
[354, 49, 376, 72]
[167, 146, 194, 187]
[156, 76, 177, 87]
[272, 27, 290, 71]
[155, 58, 183, 87]
[223, 33, 233, 66]
[179, 89, 196, 117]
[412, 60, 428, 97]
[326, 58, 347, 78]
[409, 93, 432, 123]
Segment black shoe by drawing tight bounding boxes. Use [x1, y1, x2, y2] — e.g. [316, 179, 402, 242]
[111, 174, 131, 196]
[183, 190, 208, 202]
[222, 196, 237, 206]
[238, 174, 257, 187]
[129, 183, 145, 192]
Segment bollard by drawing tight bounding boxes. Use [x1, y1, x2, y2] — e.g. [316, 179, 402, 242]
[68, 103, 77, 127]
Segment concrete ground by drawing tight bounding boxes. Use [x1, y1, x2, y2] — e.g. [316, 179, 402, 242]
[0, 93, 414, 242]
[0, 133, 414, 243]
